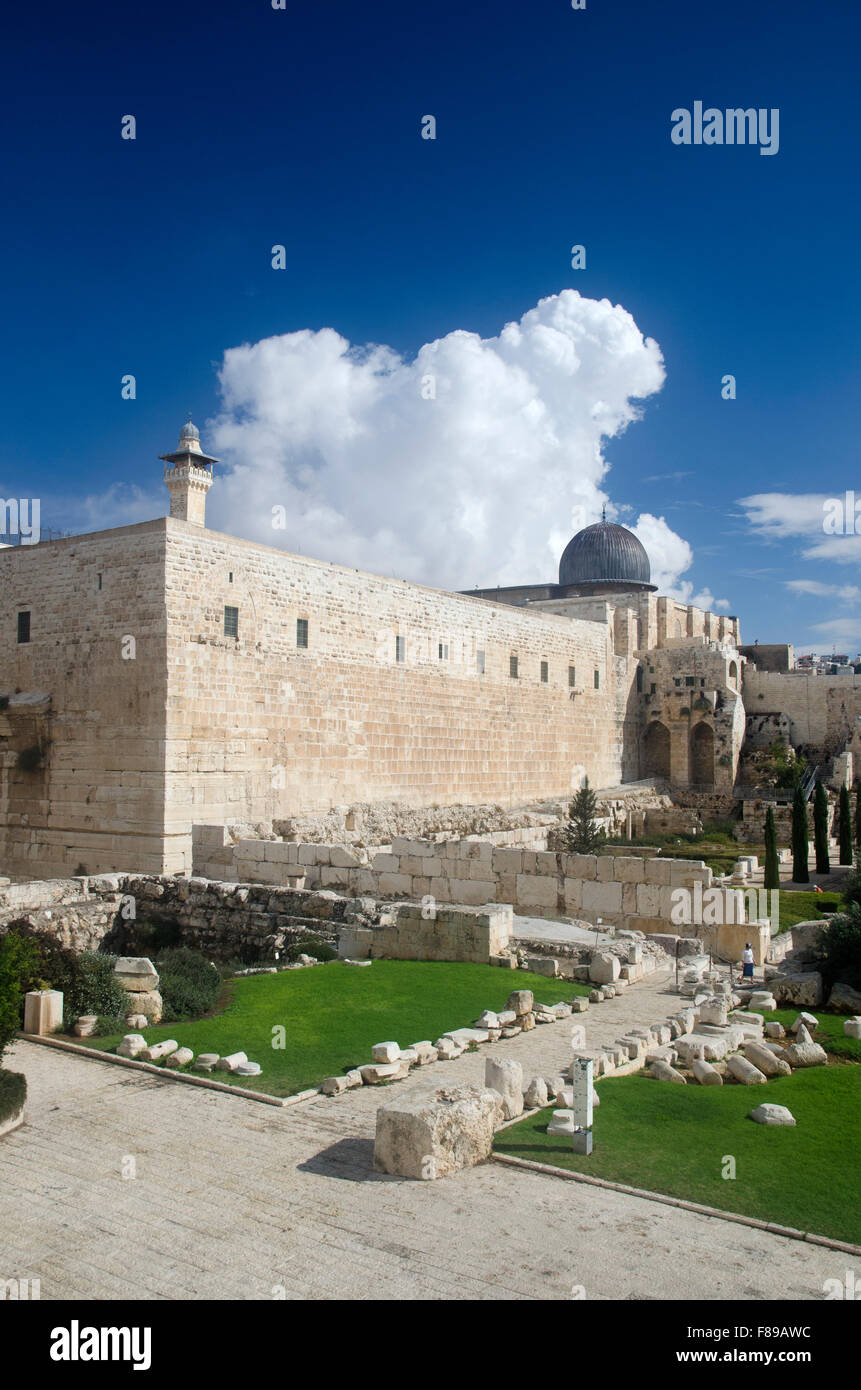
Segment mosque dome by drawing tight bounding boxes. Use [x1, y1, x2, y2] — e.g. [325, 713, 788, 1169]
[559, 519, 653, 590]
[179, 416, 200, 444]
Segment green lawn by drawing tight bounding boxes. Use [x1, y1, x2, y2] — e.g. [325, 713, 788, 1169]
[65, 961, 587, 1098]
[495, 1067, 861, 1245]
[775, 890, 842, 932]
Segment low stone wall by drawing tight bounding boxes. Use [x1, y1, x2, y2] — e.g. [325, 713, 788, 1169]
[0, 874, 514, 967]
[341, 902, 513, 965]
[194, 832, 718, 935]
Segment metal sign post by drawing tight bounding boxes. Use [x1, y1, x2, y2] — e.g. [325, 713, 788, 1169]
[570, 1057, 594, 1155]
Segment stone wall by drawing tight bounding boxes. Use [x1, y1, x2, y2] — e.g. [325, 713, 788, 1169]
[0, 521, 170, 878]
[341, 902, 514, 965]
[743, 668, 861, 756]
[194, 832, 718, 935]
[161, 523, 626, 872]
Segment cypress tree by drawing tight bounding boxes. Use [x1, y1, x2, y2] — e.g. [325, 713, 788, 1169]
[813, 781, 830, 875]
[564, 777, 605, 853]
[839, 783, 853, 865]
[791, 785, 810, 884]
[763, 806, 780, 891]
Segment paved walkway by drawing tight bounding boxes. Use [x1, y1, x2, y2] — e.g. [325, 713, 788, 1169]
[0, 969, 843, 1301]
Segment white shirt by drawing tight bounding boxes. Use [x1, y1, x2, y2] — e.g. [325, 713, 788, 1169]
[742, 949, 755, 964]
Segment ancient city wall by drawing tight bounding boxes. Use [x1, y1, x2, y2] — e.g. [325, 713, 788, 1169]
[194, 830, 716, 936]
[162, 521, 630, 871]
[0, 522, 170, 878]
[742, 668, 861, 755]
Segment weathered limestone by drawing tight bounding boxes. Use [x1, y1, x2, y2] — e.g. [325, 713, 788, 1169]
[743, 1042, 792, 1078]
[484, 1057, 524, 1120]
[22, 990, 63, 1036]
[117, 1033, 147, 1059]
[648, 1059, 686, 1083]
[506, 990, 533, 1017]
[790, 1012, 818, 1034]
[524, 1077, 549, 1109]
[371, 1042, 401, 1064]
[692, 1058, 723, 1085]
[123, 990, 164, 1023]
[844, 1017, 861, 1040]
[726, 1055, 767, 1085]
[216, 1051, 248, 1072]
[114, 957, 159, 993]
[141, 1040, 179, 1062]
[698, 997, 729, 1027]
[589, 953, 621, 985]
[784, 1041, 827, 1068]
[165, 1047, 194, 1069]
[373, 1084, 504, 1179]
[749, 1104, 796, 1127]
[829, 981, 861, 1013]
[769, 972, 823, 1007]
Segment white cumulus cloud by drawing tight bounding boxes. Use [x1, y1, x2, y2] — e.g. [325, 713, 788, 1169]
[205, 290, 697, 592]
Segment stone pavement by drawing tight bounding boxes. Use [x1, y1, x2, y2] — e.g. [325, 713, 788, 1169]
[0, 968, 843, 1301]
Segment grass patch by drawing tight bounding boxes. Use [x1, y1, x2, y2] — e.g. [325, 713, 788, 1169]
[59, 961, 588, 1098]
[775, 890, 842, 933]
[495, 1066, 861, 1245]
[752, 1007, 861, 1061]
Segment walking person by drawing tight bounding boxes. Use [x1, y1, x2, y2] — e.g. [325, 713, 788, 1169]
[741, 942, 755, 983]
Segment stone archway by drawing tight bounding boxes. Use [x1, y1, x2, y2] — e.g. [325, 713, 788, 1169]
[690, 721, 715, 786]
[643, 720, 671, 779]
[728, 661, 738, 689]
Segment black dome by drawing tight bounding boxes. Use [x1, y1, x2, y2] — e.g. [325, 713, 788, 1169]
[559, 520, 651, 588]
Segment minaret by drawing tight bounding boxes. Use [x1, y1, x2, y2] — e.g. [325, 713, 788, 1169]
[159, 416, 218, 526]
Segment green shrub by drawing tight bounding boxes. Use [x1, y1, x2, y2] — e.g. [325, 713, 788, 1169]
[0, 1069, 26, 1124]
[820, 907, 861, 992]
[283, 935, 337, 963]
[60, 952, 128, 1029]
[157, 947, 222, 1021]
[841, 862, 861, 912]
[0, 929, 41, 1060]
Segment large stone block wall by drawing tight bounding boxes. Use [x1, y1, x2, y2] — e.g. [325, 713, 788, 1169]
[743, 668, 861, 755]
[342, 902, 514, 964]
[161, 523, 628, 870]
[198, 832, 716, 934]
[0, 522, 170, 877]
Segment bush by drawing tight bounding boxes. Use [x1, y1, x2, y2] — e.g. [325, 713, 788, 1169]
[0, 929, 41, 1060]
[0, 1069, 26, 1125]
[157, 947, 222, 1022]
[60, 953, 128, 1029]
[841, 862, 861, 912]
[283, 935, 337, 964]
[820, 906, 861, 992]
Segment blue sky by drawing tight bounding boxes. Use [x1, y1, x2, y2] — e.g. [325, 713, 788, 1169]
[1, 0, 860, 652]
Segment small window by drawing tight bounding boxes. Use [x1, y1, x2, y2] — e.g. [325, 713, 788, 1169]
[685, 676, 695, 687]
[568, 665, 576, 688]
[296, 617, 309, 649]
[674, 678, 682, 687]
[510, 655, 519, 679]
[396, 635, 406, 663]
[593, 669, 600, 690]
[700, 677, 706, 686]
[96, 572, 102, 591]
[224, 605, 239, 639]
[650, 682, 656, 695]
[17, 611, 30, 644]
[438, 641, 449, 661]
[228, 571, 234, 584]
[476, 649, 486, 675]
[636, 666, 643, 693]
[540, 660, 549, 684]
